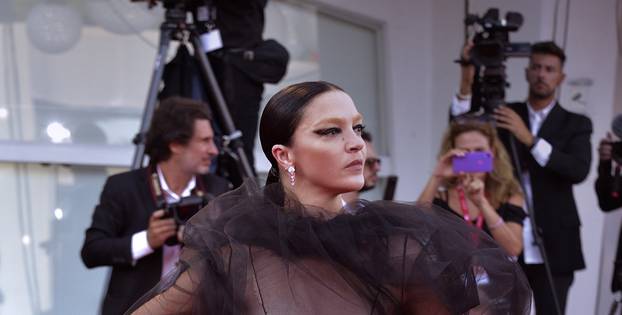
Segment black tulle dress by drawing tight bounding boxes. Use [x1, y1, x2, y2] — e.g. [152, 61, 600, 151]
[126, 181, 531, 315]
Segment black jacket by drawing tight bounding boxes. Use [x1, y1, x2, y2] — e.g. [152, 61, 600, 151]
[81, 168, 230, 315]
[500, 102, 592, 273]
[596, 159, 621, 211]
[595, 159, 622, 291]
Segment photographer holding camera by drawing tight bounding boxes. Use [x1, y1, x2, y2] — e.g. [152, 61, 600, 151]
[418, 120, 525, 256]
[452, 40, 592, 314]
[81, 97, 230, 315]
[595, 117, 622, 298]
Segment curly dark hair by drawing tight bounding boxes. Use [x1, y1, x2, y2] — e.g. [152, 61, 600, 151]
[145, 97, 213, 164]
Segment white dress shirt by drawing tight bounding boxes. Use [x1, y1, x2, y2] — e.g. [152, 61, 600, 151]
[130, 166, 196, 277]
[521, 100, 555, 264]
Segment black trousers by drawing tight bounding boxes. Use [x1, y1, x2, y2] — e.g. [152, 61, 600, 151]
[521, 263, 574, 315]
[209, 53, 264, 182]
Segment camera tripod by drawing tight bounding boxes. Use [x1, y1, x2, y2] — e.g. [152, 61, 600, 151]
[131, 4, 255, 183]
[506, 133, 563, 315]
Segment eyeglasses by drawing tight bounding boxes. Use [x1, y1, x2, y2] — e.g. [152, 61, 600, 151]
[365, 158, 381, 166]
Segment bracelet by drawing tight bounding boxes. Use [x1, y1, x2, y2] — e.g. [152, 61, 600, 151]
[489, 217, 505, 230]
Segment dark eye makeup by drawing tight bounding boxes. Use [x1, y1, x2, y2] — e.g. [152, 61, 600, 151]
[314, 123, 365, 137]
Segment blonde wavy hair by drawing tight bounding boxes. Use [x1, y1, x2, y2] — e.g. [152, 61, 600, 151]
[438, 120, 523, 208]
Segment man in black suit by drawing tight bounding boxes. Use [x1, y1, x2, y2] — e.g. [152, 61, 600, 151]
[451, 41, 592, 314]
[595, 131, 622, 294]
[81, 97, 230, 315]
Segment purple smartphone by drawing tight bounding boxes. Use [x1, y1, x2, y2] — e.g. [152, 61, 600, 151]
[452, 151, 493, 174]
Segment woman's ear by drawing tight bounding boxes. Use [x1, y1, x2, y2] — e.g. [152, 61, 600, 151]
[271, 144, 294, 169]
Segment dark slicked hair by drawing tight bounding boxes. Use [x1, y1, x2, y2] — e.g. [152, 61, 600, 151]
[361, 130, 372, 142]
[259, 81, 344, 185]
[145, 96, 213, 164]
[531, 41, 566, 66]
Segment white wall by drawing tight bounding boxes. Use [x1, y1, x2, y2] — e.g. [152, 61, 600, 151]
[563, 0, 620, 313]
[315, 0, 621, 314]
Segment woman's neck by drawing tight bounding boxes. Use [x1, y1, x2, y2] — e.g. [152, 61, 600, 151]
[448, 187, 480, 217]
[285, 181, 344, 218]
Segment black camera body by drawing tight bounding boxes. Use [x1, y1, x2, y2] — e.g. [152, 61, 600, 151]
[612, 141, 622, 163]
[466, 8, 531, 113]
[160, 194, 209, 245]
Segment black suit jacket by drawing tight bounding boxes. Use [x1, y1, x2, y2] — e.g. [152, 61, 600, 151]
[500, 102, 592, 273]
[595, 159, 622, 291]
[80, 168, 230, 315]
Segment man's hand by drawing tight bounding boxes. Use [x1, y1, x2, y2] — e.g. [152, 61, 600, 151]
[598, 132, 613, 161]
[458, 41, 475, 97]
[147, 210, 177, 249]
[494, 106, 534, 147]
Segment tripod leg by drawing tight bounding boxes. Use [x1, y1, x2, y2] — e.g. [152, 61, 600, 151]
[131, 27, 172, 169]
[190, 34, 256, 182]
[507, 135, 563, 315]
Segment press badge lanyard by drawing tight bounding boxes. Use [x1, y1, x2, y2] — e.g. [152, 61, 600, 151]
[457, 186, 484, 229]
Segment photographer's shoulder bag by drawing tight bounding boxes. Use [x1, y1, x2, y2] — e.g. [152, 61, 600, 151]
[220, 39, 290, 84]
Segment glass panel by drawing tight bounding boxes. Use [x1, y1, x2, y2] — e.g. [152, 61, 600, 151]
[255, 1, 321, 170]
[317, 12, 382, 153]
[0, 0, 162, 146]
[257, 1, 383, 169]
[1, 0, 384, 167]
[0, 163, 125, 314]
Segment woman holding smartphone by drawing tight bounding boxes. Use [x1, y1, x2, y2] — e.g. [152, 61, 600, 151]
[418, 119, 526, 256]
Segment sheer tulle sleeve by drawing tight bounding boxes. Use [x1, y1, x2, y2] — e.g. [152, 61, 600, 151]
[126, 182, 531, 315]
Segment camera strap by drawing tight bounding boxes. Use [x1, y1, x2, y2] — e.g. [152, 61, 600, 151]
[146, 166, 208, 210]
[457, 186, 484, 229]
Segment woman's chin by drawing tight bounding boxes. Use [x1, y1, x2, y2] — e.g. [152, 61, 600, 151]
[338, 178, 365, 193]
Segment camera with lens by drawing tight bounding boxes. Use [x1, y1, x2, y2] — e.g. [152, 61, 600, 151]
[611, 142, 622, 163]
[465, 8, 531, 113]
[131, 0, 214, 26]
[160, 194, 210, 245]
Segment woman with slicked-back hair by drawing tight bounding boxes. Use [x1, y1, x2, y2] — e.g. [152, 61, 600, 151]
[128, 81, 531, 315]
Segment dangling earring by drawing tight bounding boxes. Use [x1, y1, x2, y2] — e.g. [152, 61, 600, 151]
[287, 165, 296, 186]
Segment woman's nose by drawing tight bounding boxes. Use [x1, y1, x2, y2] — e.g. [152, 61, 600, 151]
[346, 133, 365, 152]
